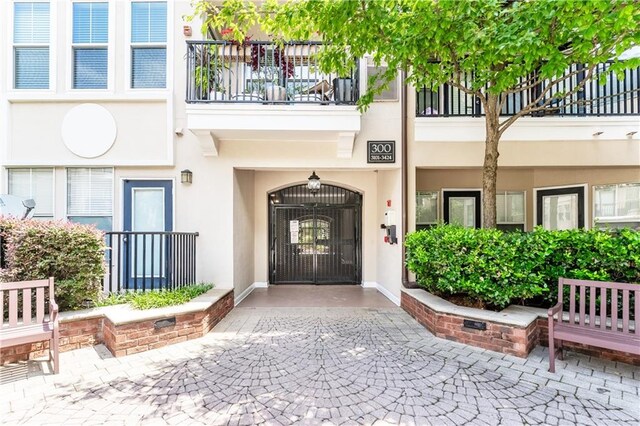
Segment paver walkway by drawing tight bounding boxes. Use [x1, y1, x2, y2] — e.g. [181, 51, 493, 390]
[1, 306, 639, 425]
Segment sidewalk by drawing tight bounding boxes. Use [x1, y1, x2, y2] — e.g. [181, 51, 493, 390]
[1, 306, 638, 425]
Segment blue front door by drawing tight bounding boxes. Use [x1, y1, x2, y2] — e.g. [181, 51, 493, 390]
[123, 180, 173, 289]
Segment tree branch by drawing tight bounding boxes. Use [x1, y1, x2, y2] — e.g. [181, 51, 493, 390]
[498, 65, 597, 134]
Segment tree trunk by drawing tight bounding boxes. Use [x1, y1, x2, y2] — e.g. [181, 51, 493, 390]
[482, 94, 501, 229]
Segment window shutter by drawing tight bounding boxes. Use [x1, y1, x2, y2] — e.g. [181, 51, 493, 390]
[67, 168, 113, 216]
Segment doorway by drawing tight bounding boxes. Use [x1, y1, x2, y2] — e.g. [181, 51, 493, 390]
[122, 179, 173, 289]
[269, 184, 362, 284]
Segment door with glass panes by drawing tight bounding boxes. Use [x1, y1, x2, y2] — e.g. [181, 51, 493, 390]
[123, 180, 173, 289]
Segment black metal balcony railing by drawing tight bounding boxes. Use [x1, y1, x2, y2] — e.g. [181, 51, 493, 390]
[417, 62, 640, 117]
[186, 40, 359, 105]
[104, 232, 198, 293]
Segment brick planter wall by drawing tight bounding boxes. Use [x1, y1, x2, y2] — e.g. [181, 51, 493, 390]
[402, 289, 640, 365]
[401, 291, 537, 358]
[103, 291, 233, 357]
[1, 317, 102, 364]
[1, 289, 233, 365]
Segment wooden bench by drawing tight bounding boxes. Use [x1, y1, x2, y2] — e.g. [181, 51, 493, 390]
[548, 278, 640, 373]
[0, 278, 59, 374]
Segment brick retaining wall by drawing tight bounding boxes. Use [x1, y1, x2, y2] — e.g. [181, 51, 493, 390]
[1, 289, 233, 365]
[103, 291, 233, 357]
[402, 289, 640, 365]
[401, 291, 537, 358]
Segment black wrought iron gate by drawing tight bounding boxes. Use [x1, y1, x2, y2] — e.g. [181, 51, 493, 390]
[269, 184, 362, 284]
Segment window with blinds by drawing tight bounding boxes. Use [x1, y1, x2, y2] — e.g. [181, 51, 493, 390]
[13, 2, 50, 89]
[416, 191, 438, 230]
[8, 168, 54, 217]
[496, 191, 525, 232]
[67, 168, 113, 231]
[594, 183, 640, 229]
[131, 1, 167, 88]
[72, 2, 108, 89]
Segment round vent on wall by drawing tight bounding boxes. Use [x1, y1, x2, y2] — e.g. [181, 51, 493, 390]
[61, 103, 117, 158]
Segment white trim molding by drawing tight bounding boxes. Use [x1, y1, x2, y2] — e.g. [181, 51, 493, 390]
[234, 282, 268, 306]
[362, 281, 400, 306]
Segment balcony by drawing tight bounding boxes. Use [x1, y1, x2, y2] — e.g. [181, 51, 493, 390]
[185, 41, 361, 157]
[414, 62, 640, 143]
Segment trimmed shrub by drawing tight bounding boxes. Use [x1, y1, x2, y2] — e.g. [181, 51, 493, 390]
[0, 218, 106, 311]
[96, 284, 214, 310]
[405, 225, 639, 310]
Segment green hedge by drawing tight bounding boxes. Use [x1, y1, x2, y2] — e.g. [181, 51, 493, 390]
[0, 218, 106, 311]
[96, 284, 214, 310]
[405, 225, 639, 309]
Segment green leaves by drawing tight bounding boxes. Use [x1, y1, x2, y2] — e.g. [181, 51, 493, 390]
[405, 225, 639, 310]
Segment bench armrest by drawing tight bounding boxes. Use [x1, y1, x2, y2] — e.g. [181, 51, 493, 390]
[50, 300, 59, 324]
[548, 302, 562, 319]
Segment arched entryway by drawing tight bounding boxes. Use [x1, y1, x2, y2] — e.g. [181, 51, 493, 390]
[269, 183, 362, 284]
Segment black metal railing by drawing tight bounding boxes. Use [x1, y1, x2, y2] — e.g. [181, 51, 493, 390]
[416, 62, 640, 117]
[104, 232, 198, 293]
[186, 40, 359, 104]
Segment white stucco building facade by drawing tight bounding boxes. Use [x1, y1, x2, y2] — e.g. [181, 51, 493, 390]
[1, 1, 638, 306]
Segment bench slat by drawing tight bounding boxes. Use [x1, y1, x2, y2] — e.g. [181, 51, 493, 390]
[561, 278, 639, 292]
[36, 287, 44, 323]
[9, 290, 18, 327]
[600, 287, 607, 331]
[589, 287, 596, 329]
[611, 289, 618, 332]
[23, 289, 31, 325]
[623, 289, 629, 334]
[636, 289, 640, 336]
[569, 284, 576, 325]
[579, 285, 586, 327]
[0, 280, 51, 291]
[554, 324, 640, 355]
[0, 322, 54, 347]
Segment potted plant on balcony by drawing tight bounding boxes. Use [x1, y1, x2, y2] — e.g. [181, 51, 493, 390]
[249, 43, 295, 102]
[193, 45, 228, 100]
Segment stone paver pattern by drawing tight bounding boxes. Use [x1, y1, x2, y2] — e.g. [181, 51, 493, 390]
[1, 307, 639, 425]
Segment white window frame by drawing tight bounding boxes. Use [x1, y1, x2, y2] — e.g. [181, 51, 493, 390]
[10, 0, 56, 92]
[67, 0, 114, 92]
[126, 0, 168, 91]
[533, 184, 589, 230]
[593, 182, 640, 227]
[416, 191, 439, 227]
[65, 167, 114, 228]
[6, 167, 55, 217]
[496, 190, 526, 230]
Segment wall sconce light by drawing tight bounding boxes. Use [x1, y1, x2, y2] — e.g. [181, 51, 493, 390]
[627, 131, 638, 137]
[181, 169, 193, 184]
[592, 131, 604, 136]
[307, 171, 321, 194]
[183, 26, 192, 37]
